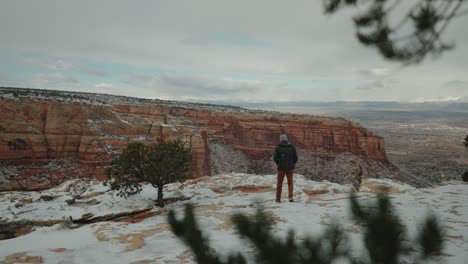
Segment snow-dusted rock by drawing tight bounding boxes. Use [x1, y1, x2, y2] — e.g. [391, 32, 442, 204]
[0, 174, 466, 263]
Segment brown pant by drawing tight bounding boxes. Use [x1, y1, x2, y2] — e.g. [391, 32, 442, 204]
[276, 170, 293, 201]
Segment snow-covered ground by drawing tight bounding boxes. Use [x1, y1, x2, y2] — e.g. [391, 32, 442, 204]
[0, 174, 466, 264]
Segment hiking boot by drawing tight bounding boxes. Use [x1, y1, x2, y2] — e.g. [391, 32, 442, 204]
[289, 197, 294, 202]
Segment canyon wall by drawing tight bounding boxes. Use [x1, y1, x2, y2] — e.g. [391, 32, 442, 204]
[0, 91, 391, 191]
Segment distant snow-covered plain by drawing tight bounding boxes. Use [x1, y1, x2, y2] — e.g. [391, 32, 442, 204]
[0, 174, 466, 263]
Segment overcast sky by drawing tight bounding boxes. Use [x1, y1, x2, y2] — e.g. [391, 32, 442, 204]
[1, 0, 467, 102]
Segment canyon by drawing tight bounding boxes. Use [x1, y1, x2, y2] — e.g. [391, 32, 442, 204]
[0, 88, 394, 191]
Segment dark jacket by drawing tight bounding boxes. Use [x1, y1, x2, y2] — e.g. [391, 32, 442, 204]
[273, 142, 298, 171]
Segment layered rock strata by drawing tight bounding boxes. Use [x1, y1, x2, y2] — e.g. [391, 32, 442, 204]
[0, 88, 391, 191]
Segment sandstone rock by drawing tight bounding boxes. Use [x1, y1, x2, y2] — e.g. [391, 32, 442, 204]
[0, 204, 154, 240]
[0, 96, 391, 191]
[359, 179, 414, 193]
[65, 197, 101, 207]
[70, 206, 154, 224]
[39, 195, 57, 201]
[81, 213, 94, 219]
[49, 248, 67, 253]
[14, 197, 36, 208]
[303, 189, 330, 196]
[0, 219, 64, 240]
[119, 209, 159, 223]
[233, 185, 273, 193]
[0, 252, 43, 264]
[18, 198, 33, 204]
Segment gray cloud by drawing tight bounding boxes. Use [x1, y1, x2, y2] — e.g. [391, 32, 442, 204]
[442, 80, 468, 95]
[359, 68, 390, 78]
[356, 67, 394, 91]
[22, 57, 109, 78]
[91, 82, 118, 94]
[95, 82, 113, 89]
[1, 0, 467, 101]
[32, 73, 80, 87]
[158, 75, 264, 94]
[25, 58, 73, 70]
[0, 72, 28, 88]
[444, 80, 468, 89]
[80, 69, 108, 77]
[82, 68, 109, 78]
[123, 73, 274, 100]
[357, 79, 386, 91]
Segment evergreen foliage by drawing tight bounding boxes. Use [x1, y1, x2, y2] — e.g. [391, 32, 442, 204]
[231, 210, 348, 264]
[462, 170, 468, 182]
[418, 214, 445, 259]
[349, 193, 445, 263]
[349, 193, 407, 264]
[105, 141, 191, 207]
[168, 204, 246, 264]
[323, 0, 467, 64]
[169, 193, 445, 264]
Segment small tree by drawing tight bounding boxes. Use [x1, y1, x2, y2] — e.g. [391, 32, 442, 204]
[169, 193, 445, 264]
[464, 135, 468, 147]
[462, 170, 468, 182]
[105, 141, 191, 207]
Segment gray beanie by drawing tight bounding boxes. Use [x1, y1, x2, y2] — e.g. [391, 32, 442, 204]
[280, 134, 288, 142]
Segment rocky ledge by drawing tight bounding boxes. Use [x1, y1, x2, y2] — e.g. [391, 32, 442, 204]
[0, 174, 466, 264]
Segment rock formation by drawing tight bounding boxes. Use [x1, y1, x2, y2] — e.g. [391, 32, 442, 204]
[0, 88, 393, 191]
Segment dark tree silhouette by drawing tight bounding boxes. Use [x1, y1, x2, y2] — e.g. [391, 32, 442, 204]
[464, 134, 468, 146]
[105, 141, 191, 207]
[462, 170, 468, 182]
[323, 0, 467, 64]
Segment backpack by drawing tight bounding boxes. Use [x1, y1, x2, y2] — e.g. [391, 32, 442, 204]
[276, 144, 296, 171]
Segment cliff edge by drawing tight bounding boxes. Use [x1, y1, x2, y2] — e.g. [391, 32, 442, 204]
[0, 88, 396, 191]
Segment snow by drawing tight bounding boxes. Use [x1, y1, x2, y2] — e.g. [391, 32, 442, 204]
[112, 111, 132, 125]
[1, 174, 467, 264]
[132, 135, 151, 141]
[0, 164, 18, 184]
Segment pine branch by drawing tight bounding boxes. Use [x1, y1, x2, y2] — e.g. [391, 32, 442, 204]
[323, 0, 467, 63]
[168, 204, 246, 264]
[418, 214, 445, 259]
[169, 194, 446, 264]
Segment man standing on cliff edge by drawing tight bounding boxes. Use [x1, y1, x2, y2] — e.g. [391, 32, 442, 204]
[273, 133, 298, 203]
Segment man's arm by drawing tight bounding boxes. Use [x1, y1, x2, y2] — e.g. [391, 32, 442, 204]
[273, 146, 280, 165]
[292, 146, 298, 164]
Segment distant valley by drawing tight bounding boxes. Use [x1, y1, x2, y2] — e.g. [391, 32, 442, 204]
[232, 100, 468, 184]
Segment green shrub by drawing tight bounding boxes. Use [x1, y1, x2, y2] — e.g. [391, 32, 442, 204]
[462, 171, 468, 182]
[105, 141, 191, 207]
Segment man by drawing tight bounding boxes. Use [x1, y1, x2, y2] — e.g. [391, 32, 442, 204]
[273, 133, 298, 203]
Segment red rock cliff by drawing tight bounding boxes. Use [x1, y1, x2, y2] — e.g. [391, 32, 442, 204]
[0, 97, 388, 190]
